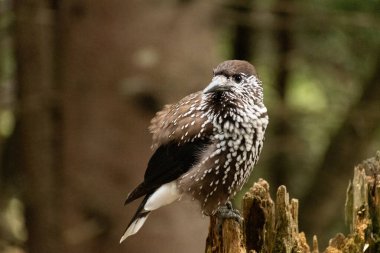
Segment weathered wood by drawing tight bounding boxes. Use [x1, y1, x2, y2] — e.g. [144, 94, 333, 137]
[206, 179, 310, 253]
[243, 179, 275, 253]
[205, 216, 245, 253]
[326, 151, 380, 253]
[205, 151, 380, 253]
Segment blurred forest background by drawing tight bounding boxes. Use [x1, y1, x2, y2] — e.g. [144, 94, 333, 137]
[1, 0, 380, 253]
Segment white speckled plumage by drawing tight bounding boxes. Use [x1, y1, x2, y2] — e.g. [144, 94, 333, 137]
[176, 72, 268, 214]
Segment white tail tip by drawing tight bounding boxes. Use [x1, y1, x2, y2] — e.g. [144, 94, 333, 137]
[119, 214, 150, 243]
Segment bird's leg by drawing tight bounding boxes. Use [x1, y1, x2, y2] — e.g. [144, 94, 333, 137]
[214, 201, 243, 236]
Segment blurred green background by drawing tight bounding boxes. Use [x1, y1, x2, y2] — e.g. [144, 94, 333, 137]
[1, 0, 380, 252]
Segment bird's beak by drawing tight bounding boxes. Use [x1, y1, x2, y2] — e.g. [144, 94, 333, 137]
[203, 76, 233, 94]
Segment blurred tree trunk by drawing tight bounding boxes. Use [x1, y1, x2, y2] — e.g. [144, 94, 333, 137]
[268, 0, 294, 190]
[300, 50, 380, 241]
[15, 1, 64, 253]
[228, 0, 255, 60]
[15, 1, 219, 253]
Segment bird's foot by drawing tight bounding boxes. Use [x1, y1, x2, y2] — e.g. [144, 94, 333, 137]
[214, 201, 242, 237]
[215, 201, 243, 223]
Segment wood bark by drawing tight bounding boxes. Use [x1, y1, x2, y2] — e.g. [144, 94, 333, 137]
[206, 151, 380, 253]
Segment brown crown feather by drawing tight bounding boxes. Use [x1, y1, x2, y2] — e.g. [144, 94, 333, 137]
[213, 60, 257, 77]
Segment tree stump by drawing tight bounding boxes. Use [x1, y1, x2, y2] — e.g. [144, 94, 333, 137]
[205, 151, 380, 253]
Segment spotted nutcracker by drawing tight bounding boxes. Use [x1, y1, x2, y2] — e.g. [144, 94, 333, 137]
[120, 60, 268, 243]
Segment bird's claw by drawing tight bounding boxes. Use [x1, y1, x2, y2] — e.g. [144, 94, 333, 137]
[215, 201, 243, 223]
[214, 201, 243, 236]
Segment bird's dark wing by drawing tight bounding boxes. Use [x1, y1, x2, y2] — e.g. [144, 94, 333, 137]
[125, 138, 211, 205]
[125, 90, 214, 205]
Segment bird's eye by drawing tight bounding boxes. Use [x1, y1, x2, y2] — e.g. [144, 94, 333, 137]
[232, 74, 242, 83]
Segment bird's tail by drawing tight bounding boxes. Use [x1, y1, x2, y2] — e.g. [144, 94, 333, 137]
[120, 195, 151, 243]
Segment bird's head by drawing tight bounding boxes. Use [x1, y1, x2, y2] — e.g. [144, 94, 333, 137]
[203, 60, 263, 104]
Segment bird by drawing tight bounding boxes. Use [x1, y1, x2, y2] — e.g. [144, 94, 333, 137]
[120, 60, 268, 243]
